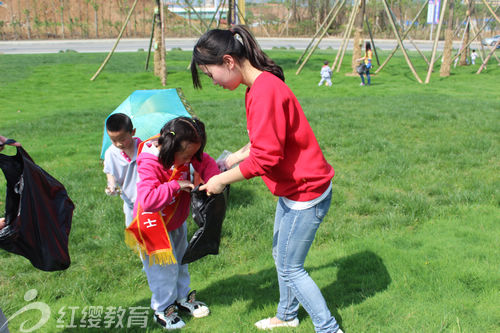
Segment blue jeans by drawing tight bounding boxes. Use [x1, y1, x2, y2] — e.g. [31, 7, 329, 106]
[359, 69, 371, 85]
[272, 190, 339, 333]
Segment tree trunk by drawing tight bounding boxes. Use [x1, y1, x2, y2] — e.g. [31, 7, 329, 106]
[86, 0, 90, 38]
[308, 0, 316, 21]
[25, 9, 32, 39]
[440, 0, 454, 76]
[154, 1, 162, 77]
[291, 0, 298, 23]
[60, 0, 65, 39]
[42, 3, 49, 38]
[93, 1, 99, 38]
[31, 0, 39, 39]
[460, 0, 473, 66]
[352, 0, 365, 73]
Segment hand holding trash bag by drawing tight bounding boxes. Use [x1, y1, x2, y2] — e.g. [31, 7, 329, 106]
[0, 135, 21, 151]
[181, 185, 229, 264]
[0, 136, 21, 230]
[0, 138, 74, 271]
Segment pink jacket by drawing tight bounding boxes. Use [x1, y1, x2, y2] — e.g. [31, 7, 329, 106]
[134, 146, 220, 231]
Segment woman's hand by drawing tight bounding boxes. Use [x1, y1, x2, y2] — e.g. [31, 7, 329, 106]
[0, 217, 5, 230]
[225, 152, 240, 169]
[225, 143, 250, 168]
[177, 180, 195, 192]
[199, 175, 226, 196]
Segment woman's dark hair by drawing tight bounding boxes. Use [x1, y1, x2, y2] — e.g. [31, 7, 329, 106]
[157, 116, 206, 169]
[106, 113, 133, 133]
[191, 24, 284, 89]
[365, 41, 372, 52]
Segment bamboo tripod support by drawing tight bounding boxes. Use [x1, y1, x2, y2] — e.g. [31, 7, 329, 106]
[295, 0, 345, 75]
[381, 0, 422, 83]
[387, 5, 430, 65]
[375, 0, 428, 74]
[451, 8, 498, 64]
[90, 0, 139, 81]
[476, 40, 500, 74]
[365, 16, 380, 66]
[332, 0, 360, 72]
[409, 37, 430, 65]
[184, 0, 210, 30]
[482, 0, 500, 23]
[469, 18, 486, 63]
[145, 11, 156, 71]
[296, 1, 342, 66]
[453, 17, 470, 68]
[425, 0, 448, 83]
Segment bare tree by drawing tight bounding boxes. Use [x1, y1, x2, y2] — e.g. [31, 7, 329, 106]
[352, 0, 366, 73]
[60, 0, 65, 39]
[460, 0, 474, 65]
[440, 0, 454, 76]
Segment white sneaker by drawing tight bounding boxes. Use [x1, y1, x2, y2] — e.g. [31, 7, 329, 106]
[154, 304, 185, 330]
[255, 317, 299, 330]
[176, 290, 210, 318]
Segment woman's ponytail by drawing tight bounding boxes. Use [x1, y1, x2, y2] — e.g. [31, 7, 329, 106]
[230, 25, 284, 82]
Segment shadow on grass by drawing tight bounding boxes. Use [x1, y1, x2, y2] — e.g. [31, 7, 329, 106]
[60, 251, 389, 332]
[201, 250, 390, 326]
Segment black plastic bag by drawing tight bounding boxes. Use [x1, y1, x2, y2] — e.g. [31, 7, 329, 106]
[0, 145, 74, 271]
[182, 186, 229, 264]
[356, 63, 367, 74]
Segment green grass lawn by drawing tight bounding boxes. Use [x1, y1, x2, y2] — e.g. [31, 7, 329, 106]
[0, 48, 499, 333]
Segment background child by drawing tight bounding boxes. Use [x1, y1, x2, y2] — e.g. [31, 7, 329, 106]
[318, 60, 333, 86]
[471, 49, 478, 65]
[103, 113, 141, 227]
[357, 41, 373, 86]
[128, 116, 219, 330]
[191, 25, 343, 333]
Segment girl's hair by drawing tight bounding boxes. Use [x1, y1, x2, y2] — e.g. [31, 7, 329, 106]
[106, 113, 133, 133]
[157, 116, 206, 169]
[191, 24, 284, 89]
[365, 41, 372, 52]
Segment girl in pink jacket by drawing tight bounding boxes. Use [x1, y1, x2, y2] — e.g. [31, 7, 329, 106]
[127, 116, 220, 330]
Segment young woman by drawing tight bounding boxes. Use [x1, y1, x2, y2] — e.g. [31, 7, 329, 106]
[191, 25, 343, 333]
[357, 41, 373, 86]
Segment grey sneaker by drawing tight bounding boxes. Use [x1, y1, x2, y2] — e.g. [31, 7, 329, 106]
[176, 290, 210, 318]
[154, 304, 186, 330]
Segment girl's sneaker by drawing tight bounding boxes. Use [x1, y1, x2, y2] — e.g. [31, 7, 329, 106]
[154, 304, 186, 330]
[176, 290, 210, 318]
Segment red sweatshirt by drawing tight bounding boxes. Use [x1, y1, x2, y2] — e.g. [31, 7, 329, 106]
[239, 71, 334, 202]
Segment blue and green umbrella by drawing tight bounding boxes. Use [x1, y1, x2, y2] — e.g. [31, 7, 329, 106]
[100, 88, 194, 159]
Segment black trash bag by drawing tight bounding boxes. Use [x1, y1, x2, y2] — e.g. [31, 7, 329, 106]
[0, 145, 74, 271]
[356, 63, 367, 74]
[182, 185, 229, 264]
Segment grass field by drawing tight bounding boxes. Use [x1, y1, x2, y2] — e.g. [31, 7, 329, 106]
[0, 48, 499, 333]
